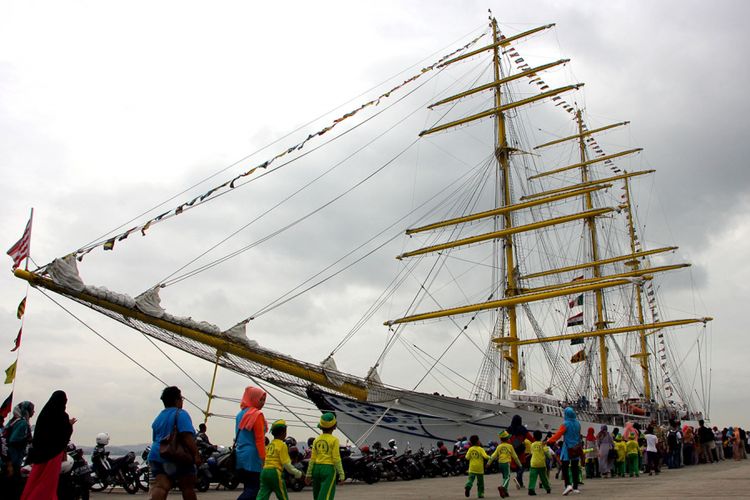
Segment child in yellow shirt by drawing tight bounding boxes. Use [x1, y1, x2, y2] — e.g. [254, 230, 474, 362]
[257, 420, 303, 500]
[614, 435, 627, 477]
[305, 413, 345, 500]
[626, 434, 640, 477]
[527, 430, 551, 496]
[464, 435, 489, 498]
[487, 431, 523, 498]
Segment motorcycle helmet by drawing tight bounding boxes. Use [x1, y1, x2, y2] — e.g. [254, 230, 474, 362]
[360, 445, 370, 454]
[95, 432, 110, 446]
[387, 439, 396, 448]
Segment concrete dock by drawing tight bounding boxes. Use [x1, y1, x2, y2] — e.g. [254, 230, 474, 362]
[91, 459, 750, 499]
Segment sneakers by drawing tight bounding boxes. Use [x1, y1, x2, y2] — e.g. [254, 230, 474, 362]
[529, 491, 537, 496]
[545, 488, 552, 494]
[572, 490, 581, 495]
[562, 485, 574, 496]
[499, 486, 509, 498]
[465, 486, 471, 497]
[513, 477, 522, 490]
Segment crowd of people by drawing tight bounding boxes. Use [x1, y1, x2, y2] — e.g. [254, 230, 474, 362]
[0, 385, 345, 500]
[1, 388, 748, 500]
[460, 410, 749, 498]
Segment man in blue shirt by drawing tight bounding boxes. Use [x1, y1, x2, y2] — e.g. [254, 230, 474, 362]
[148, 386, 199, 500]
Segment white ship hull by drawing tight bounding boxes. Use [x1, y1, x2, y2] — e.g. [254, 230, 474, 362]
[307, 387, 633, 449]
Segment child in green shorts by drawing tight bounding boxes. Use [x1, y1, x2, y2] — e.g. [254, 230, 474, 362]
[257, 419, 303, 500]
[464, 435, 489, 498]
[488, 431, 523, 498]
[305, 413, 345, 500]
[527, 430, 551, 496]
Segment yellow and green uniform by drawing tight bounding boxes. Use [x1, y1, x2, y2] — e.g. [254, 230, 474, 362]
[257, 438, 302, 500]
[528, 441, 551, 493]
[614, 440, 627, 476]
[626, 439, 640, 477]
[465, 445, 490, 497]
[306, 433, 345, 500]
[488, 442, 522, 490]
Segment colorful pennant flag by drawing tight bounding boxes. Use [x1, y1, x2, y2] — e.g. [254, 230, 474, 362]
[0, 391, 11, 418]
[10, 328, 22, 352]
[570, 349, 586, 363]
[4, 361, 17, 384]
[16, 297, 26, 320]
[6, 211, 33, 270]
[569, 294, 583, 308]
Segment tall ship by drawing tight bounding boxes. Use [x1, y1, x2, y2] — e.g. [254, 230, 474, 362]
[12, 16, 712, 448]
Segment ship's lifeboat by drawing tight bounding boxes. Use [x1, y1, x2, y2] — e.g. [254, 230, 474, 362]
[627, 404, 646, 416]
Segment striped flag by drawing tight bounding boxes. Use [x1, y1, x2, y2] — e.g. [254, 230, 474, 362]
[567, 311, 584, 327]
[6, 211, 33, 270]
[17, 297, 26, 320]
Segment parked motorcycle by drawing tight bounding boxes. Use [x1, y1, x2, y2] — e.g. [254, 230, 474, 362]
[89, 433, 139, 494]
[196, 446, 240, 492]
[58, 443, 94, 500]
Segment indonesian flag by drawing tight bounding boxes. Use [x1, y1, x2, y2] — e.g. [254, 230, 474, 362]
[6, 211, 33, 270]
[567, 311, 584, 327]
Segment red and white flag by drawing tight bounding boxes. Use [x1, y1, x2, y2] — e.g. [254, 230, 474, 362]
[6, 210, 33, 270]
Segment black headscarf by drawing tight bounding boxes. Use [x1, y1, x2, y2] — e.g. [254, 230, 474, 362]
[28, 390, 73, 464]
[507, 415, 528, 436]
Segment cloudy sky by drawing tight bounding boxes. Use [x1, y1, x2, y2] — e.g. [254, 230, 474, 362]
[1, 0, 748, 446]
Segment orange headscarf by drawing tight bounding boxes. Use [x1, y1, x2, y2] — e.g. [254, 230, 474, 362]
[239, 386, 267, 431]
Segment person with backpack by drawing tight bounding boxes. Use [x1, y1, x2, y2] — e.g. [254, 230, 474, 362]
[506, 415, 533, 489]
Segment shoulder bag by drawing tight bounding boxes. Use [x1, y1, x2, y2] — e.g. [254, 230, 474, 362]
[159, 409, 194, 466]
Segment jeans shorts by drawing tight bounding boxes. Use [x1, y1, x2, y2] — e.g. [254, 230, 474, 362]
[150, 460, 197, 480]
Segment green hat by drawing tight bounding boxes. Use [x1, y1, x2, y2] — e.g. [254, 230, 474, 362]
[615, 434, 623, 441]
[498, 430, 510, 439]
[318, 412, 337, 429]
[271, 419, 287, 431]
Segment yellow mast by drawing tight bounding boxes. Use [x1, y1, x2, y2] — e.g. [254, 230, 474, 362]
[575, 109, 610, 398]
[491, 18, 520, 391]
[624, 175, 652, 399]
[203, 351, 222, 423]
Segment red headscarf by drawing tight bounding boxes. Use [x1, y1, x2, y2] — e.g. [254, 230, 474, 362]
[239, 386, 267, 431]
[586, 427, 596, 441]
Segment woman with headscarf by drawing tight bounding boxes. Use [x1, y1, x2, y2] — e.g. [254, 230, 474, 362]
[20, 391, 75, 500]
[682, 425, 695, 465]
[506, 415, 533, 488]
[5, 400, 34, 498]
[547, 407, 582, 496]
[596, 425, 614, 478]
[733, 427, 743, 461]
[235, 386, 267, 500]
